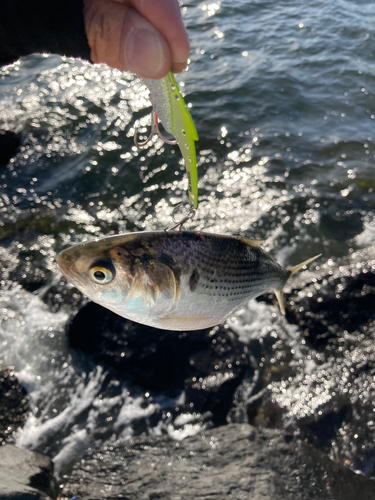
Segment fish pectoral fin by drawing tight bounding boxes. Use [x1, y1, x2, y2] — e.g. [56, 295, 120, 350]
[274, 289, 286, 315]
[238, 237, 265, 248]
[287, 254, 322, 277]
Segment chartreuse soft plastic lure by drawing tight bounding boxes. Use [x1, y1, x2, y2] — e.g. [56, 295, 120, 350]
[137, 72, 199, 209]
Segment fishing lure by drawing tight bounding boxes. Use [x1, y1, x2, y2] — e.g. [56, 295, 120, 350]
[135, 72, 199, 209]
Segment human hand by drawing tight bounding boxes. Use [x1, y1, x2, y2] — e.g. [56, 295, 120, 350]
[84, 0, 190, 79]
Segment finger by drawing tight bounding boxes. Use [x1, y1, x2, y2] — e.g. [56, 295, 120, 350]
[129, 0, 190, 71]
[120, 6, 172, 78]
[84, 0, 172, 78]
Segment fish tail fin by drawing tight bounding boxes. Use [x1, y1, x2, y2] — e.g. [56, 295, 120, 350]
[287, 254, 322, 277]
[274, 254, 321, 315]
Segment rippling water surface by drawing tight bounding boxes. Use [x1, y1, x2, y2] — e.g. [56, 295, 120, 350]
[0, 0, 374, 480]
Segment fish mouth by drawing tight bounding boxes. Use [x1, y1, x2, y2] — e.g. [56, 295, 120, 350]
[56, 251, 81, 287]
[57, 260, 73, 283]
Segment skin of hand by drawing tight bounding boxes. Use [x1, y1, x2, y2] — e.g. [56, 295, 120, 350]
[83, 0, 190, 79]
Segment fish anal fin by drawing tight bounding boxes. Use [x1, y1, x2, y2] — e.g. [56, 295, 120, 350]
[160, 314, 214, 322]
[274, 289, 285, 315]
[287, 254, 322, 277]
[159, 314, 216, 331]
[238, 237, 264, 248]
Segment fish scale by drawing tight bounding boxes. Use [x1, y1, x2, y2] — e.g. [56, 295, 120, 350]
[151, 234, 285, 296]
[57, 231, 320, 331]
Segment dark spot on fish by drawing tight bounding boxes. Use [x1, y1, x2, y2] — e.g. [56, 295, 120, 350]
[110, 246, 132, 259]
[189, 268, 200, 292]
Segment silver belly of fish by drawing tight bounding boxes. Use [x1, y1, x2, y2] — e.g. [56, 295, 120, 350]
[56, 231, 312, 331]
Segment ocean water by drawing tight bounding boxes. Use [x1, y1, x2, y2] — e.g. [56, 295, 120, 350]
[0, 0, 375, 481]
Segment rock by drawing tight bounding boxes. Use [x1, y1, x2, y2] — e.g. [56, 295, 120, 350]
[0, 444, 58, 500]
[67, 303, 252, 425]
[255, 245, 375, 348]
[0, 365, 29, 444]
[285, 245, 375, 349]
[7, 248, 53, 293]
[0, 238, 85, 313]
[63, 423, 375, 500]
[247, 246, 375, 476]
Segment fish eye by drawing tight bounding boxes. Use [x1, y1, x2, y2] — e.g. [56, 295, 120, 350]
[89, 261, 115, 285]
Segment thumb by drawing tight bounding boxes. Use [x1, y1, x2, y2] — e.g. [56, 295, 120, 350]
[120, 7, 172, 79]
[84, 0, 171, 79]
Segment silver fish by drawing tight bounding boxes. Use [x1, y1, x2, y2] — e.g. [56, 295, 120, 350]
[56, 231, 320, 331]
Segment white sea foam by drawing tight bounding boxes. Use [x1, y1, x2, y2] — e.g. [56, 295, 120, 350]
[0, 283, 172, 475]
[115, 394, 159, 435]
[17, 367, 106, 449]
[0, 284, 69, 380]
[356, 217, 375, 247]
[53, 428, 94, 478]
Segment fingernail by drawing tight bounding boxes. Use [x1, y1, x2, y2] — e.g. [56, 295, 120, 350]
[172, 61, 188, 73]
[126, 28, 165, 78]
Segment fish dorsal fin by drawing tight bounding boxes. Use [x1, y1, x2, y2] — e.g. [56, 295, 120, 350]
[287, 254, 322, 277]
[238, 237, 264, 248]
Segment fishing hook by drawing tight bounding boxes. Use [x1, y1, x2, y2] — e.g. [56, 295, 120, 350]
[165, 202, 196, 232]
[134, 111, 177, 147]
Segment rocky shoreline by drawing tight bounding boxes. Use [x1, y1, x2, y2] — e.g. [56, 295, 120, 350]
[63, 423, 375, 500]
[3, 422, 375, 500]
[1, 246, 374, 499]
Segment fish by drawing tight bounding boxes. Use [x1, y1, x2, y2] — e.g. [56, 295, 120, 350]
[141, 72, 199, 208]
[56, 231, 320, 331]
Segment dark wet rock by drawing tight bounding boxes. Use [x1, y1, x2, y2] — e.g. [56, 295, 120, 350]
[0, 130, 21, 167]
[285, 245, 375, 349]
[7, 249, 53, 293]
[0, 444, 58, 500]
[248, 246, 375, 476]
[67, 302, 251, 425]
[0, 238, 85, 312]
[0, 365, 29, 444]
[63, 423, 375, 500]
[40, 279, 87, 314]
[1, 242, 53, 295]
[256, 246, 375, 349]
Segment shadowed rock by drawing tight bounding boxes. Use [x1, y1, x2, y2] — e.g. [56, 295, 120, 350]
[250, 246, 375, 475]
[0, 365, 29, 445]
[67, 303, 252, 426]
[256, 245, 375, 348]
